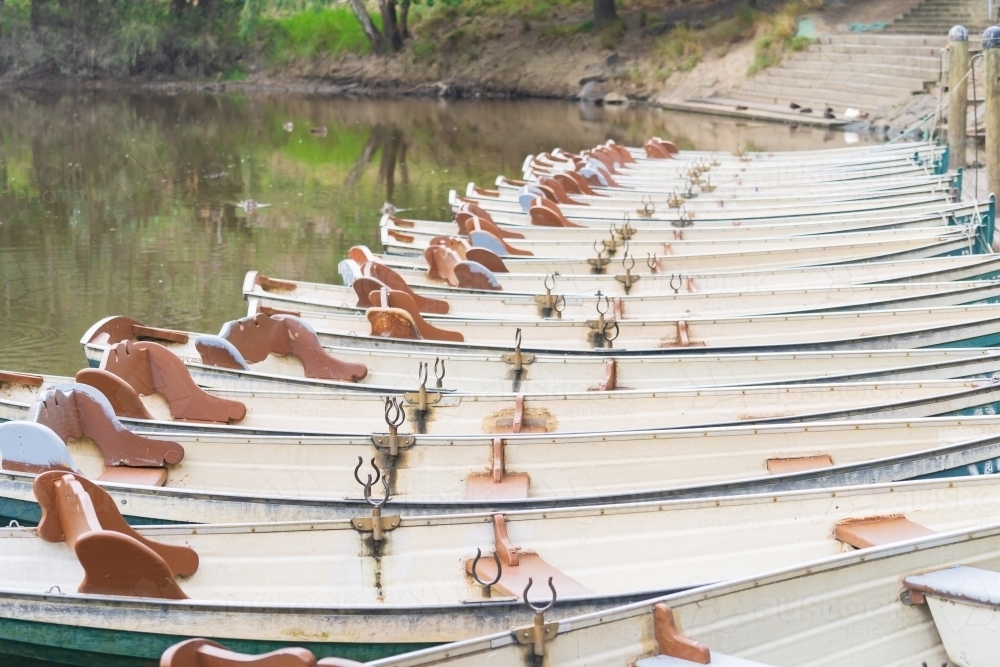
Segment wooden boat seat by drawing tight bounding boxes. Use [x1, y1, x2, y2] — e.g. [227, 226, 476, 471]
[347, 245, 376, 266]
[75, 368, 155, 419]
[456, 201, 496, 224]
[360, 261, 450, 314]
[635, 604, 776, 667]
[455, 213, 524, 240]
[84, 315, 189, 346]
[468, 230, 533, 257]
[564, 170, 600, 196]
[835, 515, 936, 549]
[194, 336, 251, 371]
[161, 638, 363, 667]
[903, 565, 1000, 667]
[466, 438, 530, 500]
[427, 236, 511, 273]
[97, 466, 168, 487]
[465, 514, 593, 599]
[30, 383, 184, 468]
[0, 371, 43, 387]
[529, 199, 583, 228]
[765, 455, 833, 475]
[423, 246, 502, 291]
[537, 176, 585, 206]
[367, 308, 423, 340]
[367, 288, 463, 342]
[0, 421, 79, 474]
[219, 314, 368, 382]
[99, 341, 247, 424]
[33, 470, 196, 598]
[905, 565, 1000, 606]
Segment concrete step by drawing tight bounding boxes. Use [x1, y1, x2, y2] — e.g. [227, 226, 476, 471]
[811, 43, 946, 58]
[784, 51, 941, 70]
[814, 34, 947, 47]
[780, 57, 940, 79]
[754, 69, 926, 96]
[732, 85, 903, 111]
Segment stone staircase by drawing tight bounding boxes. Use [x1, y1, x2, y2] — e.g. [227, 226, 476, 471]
[663, 34, 947, 126]
[886, 0, 993, 35]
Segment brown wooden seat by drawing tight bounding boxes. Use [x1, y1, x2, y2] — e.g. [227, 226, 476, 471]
[455, 213, 525, 240]
[468, 230, 533, 257]
[75, 368, 155, 419]
[0, 421, 80, 474]
[423, 246, 502, 290]
[765, 455, 833, 475]
[84, 315, 189, 346]
[465, 514, 593, 599]
[160, 638, 364, 667]
[360, 262, 450, 314]
[367, 288, 463, 342]
[194, 336, 252, 371]
[366, 308, 423, 340]
[528, 199, 583, 228]
[835, 515, 936, 549]
[34, 470, 196, 599]
[30, 383, 184, 468]
[99, 341, 247, 424]
[456, 201, 496, 224]
[219, 314, 368, 382]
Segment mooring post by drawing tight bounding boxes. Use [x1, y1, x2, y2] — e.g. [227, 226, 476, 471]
[948, 26, 970, 170]
[985, 26, 1000, 225]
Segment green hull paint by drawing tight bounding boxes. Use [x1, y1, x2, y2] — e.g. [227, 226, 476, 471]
[0, 616, 436, 667]
[930, 332, 1000, 348]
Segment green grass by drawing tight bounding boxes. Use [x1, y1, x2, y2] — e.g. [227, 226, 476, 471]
[748, 0, 822, 75]
[260, 6, 376, 63]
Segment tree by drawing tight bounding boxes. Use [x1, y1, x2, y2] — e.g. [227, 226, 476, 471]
[346, 0, 388, 54]
[399, 0, 411, 39]
[594, 0, 616, 28]
[379, 0, 404, 52]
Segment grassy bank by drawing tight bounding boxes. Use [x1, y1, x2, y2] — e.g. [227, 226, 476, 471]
[0, 0, 824, 95]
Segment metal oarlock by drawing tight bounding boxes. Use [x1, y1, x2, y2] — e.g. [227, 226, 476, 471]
[351, 456, 399, 543]
[502, 327, 535, 372]
[669, 274, 682, 294]
[606, 222, 622, 252]
[637, 195, 655, 218]
[588, 239, 610, 273]
[371, 396, 415, 456]
[433, 357, 445, 389]
[647, 253, 659, 275]
[602, 319, 620, 349]
[470, 548, 502, 598]
[513, 577, 558, 659]
[535, 274, 564, 318]
[616, 250, 640, 294]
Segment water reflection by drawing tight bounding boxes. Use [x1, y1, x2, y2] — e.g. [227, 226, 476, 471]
[0, 92, 875, 375]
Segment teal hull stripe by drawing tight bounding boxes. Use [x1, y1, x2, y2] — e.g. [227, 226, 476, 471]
[0, 616, 436, 667]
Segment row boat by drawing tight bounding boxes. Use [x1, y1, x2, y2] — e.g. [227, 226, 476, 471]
[250, 273, 1000, 322]
[251, 301, 1000, 353]
[5, 388, 1000, 523]
[16, 349, 1000, 435]
[79, 314, 1000, 393]
[337, 252, 1000, 296]
[0, 470, 997, 665]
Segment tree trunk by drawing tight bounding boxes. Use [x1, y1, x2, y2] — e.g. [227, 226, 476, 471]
[399, 0, 410, 40]
[593, 0, 617, 28]
[0, 0, 6, 51]
[30, 0, 45, 30]
[379, 0, 403, 52]
[346, 0, 386, 54]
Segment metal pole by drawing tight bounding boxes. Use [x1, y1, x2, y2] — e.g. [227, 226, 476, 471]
[949, 26, 970, 169]
[984, 26, 1000, 224]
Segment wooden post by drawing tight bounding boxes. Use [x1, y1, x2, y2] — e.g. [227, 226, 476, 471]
[985, 26, 1000, 217]
[948, 26, 970, 170]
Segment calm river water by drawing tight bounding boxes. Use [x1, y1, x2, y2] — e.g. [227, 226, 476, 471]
[0, 92, 877, 375]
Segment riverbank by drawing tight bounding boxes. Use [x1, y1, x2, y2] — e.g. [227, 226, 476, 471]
[0, 0, 939, 136]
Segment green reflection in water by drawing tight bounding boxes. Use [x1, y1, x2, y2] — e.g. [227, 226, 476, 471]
[0, 92, 862, 375]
